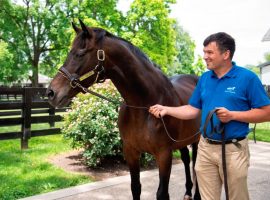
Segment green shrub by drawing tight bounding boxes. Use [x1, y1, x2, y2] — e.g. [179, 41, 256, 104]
[63, 80, 155, 167]
[62, 81, 122, 167]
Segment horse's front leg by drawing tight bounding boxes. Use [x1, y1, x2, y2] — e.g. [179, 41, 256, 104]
[156, 149, 172, 200]
[180, 146, 193, 200]
[123, 145, 141, 200]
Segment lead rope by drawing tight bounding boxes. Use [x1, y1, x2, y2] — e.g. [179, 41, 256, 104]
[203, 109, 229, 200]
[73, 81, 200, 143]
[159, 114, 201, 143]
[221, 124, 229, 200]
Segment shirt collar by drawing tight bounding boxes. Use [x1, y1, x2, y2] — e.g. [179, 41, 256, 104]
[211, 61, 237, 79]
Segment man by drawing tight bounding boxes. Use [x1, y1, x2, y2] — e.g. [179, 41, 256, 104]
[149, 32, 270, 200]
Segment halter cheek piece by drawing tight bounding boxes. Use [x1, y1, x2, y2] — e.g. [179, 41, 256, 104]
[58, 49, 106, 90]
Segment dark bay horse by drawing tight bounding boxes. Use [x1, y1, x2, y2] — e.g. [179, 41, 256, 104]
[47, 20, 201, 200]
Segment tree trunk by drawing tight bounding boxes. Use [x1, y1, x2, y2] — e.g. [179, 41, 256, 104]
[31, 48, 40, 87]
[32, 66, 39, 87]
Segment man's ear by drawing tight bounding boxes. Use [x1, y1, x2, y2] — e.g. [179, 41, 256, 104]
[223, 50, 231, 60]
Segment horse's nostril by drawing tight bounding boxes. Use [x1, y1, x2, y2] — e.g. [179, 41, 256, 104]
[47, 89, 55, 99]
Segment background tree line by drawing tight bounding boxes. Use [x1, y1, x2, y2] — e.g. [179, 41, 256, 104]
[0, 0, 205, 86]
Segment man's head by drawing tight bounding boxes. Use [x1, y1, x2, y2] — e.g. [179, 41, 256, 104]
[203, 32, 235, 71]
[203, 32, 235, 60]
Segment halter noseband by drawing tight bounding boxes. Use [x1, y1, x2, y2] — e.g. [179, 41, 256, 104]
[58, 49, 106, 90]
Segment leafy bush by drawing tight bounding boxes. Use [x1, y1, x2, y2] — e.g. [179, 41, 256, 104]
[62, 81, 123, 167]
[63, 80, 155, 167]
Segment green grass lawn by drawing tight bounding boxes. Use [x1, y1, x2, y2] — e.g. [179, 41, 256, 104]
[0, 135, 92, 200]
[248, 122, 270, 142]
[0, 122, 64, 133]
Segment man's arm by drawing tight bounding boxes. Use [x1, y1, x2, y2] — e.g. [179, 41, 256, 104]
[216, 105, 270, 123]
[149, 104, 201, 120]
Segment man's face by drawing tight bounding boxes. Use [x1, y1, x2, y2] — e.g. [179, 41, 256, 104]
[203, 41, 228, 70]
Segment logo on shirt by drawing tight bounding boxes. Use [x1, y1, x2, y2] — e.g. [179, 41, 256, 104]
[225, 86, 236, 94]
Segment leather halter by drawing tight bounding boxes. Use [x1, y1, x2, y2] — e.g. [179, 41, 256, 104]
[58, 49, 106, 89]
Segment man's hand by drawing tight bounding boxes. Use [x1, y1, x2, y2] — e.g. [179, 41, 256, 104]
[149, 104, 168, 118]
[216, 107, 234, 123]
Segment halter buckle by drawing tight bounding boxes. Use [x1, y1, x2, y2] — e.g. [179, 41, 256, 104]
[70, 80, 79, 88]
[97, 50, 105, 61]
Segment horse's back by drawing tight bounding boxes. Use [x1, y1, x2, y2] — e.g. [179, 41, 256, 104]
[170, 74, 199, 105]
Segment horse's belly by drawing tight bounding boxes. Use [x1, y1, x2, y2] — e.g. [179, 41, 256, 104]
[119, 126, 154, 152]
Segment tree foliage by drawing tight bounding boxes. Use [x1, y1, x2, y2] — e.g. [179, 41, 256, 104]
[0, 0, 73, 86]
[167, 22, 205, 76]
[0, 0, 200, 84]
[123, 0, 177, 73]
[0, 41, 15, 84]
[192, 55, 206, 76]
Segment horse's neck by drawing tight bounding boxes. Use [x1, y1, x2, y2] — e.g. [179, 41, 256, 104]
[105, 39, 178, 106]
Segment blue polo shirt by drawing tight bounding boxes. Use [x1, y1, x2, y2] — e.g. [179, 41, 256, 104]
[189, 62, 270, 140]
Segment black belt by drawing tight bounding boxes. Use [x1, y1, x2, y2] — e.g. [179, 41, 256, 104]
[204, 137, 246, 145]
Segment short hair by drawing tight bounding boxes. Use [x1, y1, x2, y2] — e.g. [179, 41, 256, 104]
[203, 32, 235, 59]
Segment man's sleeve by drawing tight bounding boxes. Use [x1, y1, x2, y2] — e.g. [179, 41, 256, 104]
[189, 77, 202, 109]
[247, 75, 270, 108]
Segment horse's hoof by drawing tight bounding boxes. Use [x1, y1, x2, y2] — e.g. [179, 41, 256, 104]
[183, 195, 193, 200]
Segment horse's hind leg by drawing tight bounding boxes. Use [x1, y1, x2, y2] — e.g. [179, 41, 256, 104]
[156, 149, 172, 200]
[180, 146, 193, 200]
[123, 145, 141, 200]
[192, 142, 201, 200]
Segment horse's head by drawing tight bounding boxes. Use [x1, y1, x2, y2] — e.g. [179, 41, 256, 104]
[47, 20, 109, 107]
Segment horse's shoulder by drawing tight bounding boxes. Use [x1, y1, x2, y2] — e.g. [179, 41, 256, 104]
[169, 74, 199, 85]
[169, 74, 199, 104]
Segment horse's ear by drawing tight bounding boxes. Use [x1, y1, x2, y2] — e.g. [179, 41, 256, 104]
[79, 19, 92, 38]
[72, 22, 80, 34]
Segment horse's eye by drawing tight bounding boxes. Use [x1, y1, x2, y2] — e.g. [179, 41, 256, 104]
[76, 49, 87, 57]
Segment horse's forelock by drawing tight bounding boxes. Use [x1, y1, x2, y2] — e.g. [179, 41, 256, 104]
[72, 32, 87, 49]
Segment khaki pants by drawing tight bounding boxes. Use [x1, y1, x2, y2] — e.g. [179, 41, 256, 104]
[195, 137, 250, 200]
